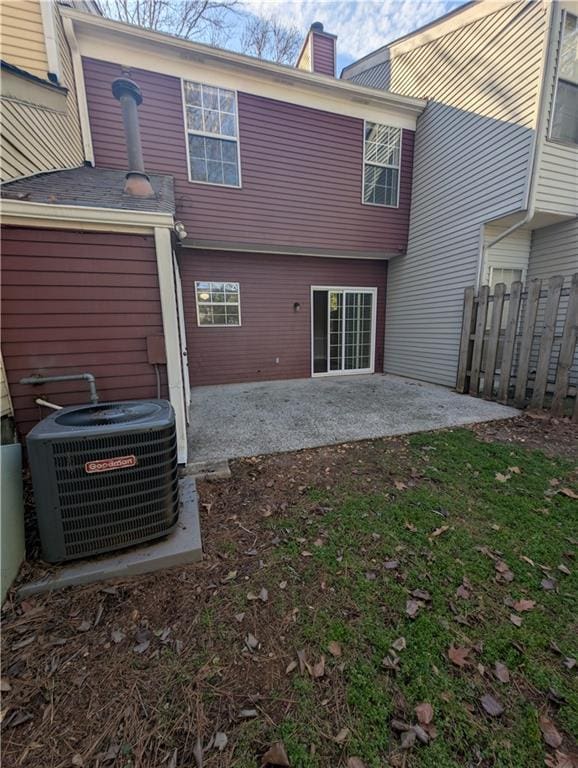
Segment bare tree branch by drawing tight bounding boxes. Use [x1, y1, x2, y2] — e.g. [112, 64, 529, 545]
[241, 14, 301, 64]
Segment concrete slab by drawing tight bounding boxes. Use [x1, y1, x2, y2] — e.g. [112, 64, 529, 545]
[18, 477, 202, 597]
[188, 374, 519, 463]
[183, 459, 231, 481]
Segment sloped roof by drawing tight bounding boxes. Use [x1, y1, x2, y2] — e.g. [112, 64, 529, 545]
[1, 166, 175, 215]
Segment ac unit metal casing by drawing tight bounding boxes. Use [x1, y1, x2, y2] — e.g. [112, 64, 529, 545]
[26, 400, 179, 563]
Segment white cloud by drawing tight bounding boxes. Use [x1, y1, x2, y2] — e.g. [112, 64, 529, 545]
[241, 0, 466, 66]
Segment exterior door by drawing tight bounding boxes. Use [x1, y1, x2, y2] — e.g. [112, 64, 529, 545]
[312, 287, 377, 376]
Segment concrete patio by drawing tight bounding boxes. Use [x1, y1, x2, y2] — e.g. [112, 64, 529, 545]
[188, 374, 519, 464]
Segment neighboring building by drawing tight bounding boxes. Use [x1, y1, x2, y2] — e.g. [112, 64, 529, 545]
[343, 0, 578, 387]
[0, 8, 425, 462]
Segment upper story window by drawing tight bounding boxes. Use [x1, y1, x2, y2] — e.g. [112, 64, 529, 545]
[551, 11, 578, 144]
[363, 123, 401, 207]
[183, 80, 241, 186]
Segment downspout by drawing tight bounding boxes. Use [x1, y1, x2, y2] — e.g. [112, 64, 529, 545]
[480, 1, 558, 275]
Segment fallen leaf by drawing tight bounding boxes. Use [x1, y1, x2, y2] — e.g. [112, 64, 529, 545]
[333, 727, 350, 744]
[391, 637, 406, 652]
[448, 646, 469, 667]
[279, 581, 288, 590]
[394, 480, 407, 491]
[494, 662, 510, 683]
[542, 577, 557, 591]
[415, 702, 434, 725]
[559, 487, 578, 499]
[301, 551, 313, 558]
[312, 655, 325, 678]
[245, 633, 259, 652]
[495, 472, 511, 483]
[411, 588, 431, 602]
[328, 641, 342, 658]
[235, 613, 245, 623]
[285, 660, 297, 674]
[400, 729, 416, 749]
[513, 599, 535, 612]
[238, 709, 258, 719]
[259, 587, 269, 602]
[563, 657, 576, 670]
[510, 614, 523, 627]
[347, 758, 366, 768]
[539, 715, 563, 749]
[404, 521, 418, 532]
[430, 525, 449, 539]
[455, 583, 470, 600]
[405, 599, 422, 619]
[509, 466, 521, 474]
[297, 649, 312, 676]
[480, 694, 504, 717]
[261, 741, 290, 767]
[412, 724, 430, 744]
[213, 732, 228, 752]
[558, 564, 571, 576]
[4, 710, 33, 728]
[77, 620, 91, 633]
[545, 751, 575, 768]
[132, 640, 150, 654]
[384, 560, 399, 570]
[221, 570, 237, 583]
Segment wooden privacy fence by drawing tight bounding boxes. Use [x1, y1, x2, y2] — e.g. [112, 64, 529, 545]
[457, 273, 578, 420]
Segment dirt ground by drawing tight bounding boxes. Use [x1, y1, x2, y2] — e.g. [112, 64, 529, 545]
[1, 414, 576, 768]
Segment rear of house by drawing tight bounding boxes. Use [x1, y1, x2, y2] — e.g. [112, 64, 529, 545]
[343, 0, 578, 388]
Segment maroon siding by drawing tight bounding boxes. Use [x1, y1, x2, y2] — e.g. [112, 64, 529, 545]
[312, 32, 335, 76]
[82, 57, 414, 255]
[1, 227, 166, 436]
[178, 250, 387, 386]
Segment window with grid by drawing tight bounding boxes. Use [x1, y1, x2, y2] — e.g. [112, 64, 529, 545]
[183, 81, 240, 186]
[195, 282, 241, 326]
[551, 12, 578, 144]
[363, 122, 401, 206]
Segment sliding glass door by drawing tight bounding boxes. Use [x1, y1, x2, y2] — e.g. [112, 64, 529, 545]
[312, 287, 376, 376]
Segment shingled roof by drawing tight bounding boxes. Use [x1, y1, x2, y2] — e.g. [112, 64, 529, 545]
[1, 166, 175, 215]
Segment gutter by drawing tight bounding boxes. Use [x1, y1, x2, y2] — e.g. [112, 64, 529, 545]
[483, 1, 558, 256]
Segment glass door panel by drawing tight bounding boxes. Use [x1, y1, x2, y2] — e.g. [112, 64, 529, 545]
[312, 288, 374, 375]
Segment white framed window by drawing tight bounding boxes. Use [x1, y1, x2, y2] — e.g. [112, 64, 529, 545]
[362, 122, 401, 207]
[195, 281, 241, 326]
[182, 80, 241, 187]
[550, 11, 578, 144]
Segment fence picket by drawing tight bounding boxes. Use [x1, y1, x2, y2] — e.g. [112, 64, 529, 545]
[531, 276, 565, 409]
[514, 279, 542, 407]
[551, 273, 578, 416]
[497, 281, 523, 404]
[483, 283, 505, 399]
[457, 287, 475, 393]
[470, 285, 489, 395]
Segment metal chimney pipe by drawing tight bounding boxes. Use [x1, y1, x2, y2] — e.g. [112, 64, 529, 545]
[112, 77, 154, 198]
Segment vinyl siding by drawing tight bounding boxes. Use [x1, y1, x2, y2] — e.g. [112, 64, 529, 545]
[1, 228, 167, 437]
[346, 1, 546, 386]
[312, 33, 335, 77]
[0, 4, 84, 181]
[534, 4, 578, 217]
[0, 354, 13, 419]
[0, 0, 48, 80]
[483, 225, 532, 284]
[527, 218, 578, 388]
[179, 250, 387, 386]
[82, 57, 414, 256]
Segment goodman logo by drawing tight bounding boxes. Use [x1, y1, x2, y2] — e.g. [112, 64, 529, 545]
[85, 455, 137, 474]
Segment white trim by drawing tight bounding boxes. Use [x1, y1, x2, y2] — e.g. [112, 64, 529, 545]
[39, 1, 61, 81]
[1, 198, 174, 231]
[548, 9, 578, 144]
[62, 15, 94, 165]
[194, 280, 242, 327]
[182, 241, 394, 260]
[310, 285, 377, 377]
[172, 253, 191, 413]
[154, 227, 188, 464]
[361, 122, 402, 208]
[181, 79, 242, 189]
[61, 8, 425, 130]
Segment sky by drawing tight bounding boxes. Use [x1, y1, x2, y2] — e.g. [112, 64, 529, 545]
[238, 0, 469, 71]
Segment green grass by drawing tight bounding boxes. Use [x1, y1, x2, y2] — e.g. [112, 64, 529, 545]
[242, 429, 577, 767]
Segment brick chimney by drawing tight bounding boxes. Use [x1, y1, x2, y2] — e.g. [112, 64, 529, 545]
[112, 77, 154, 198]
[296, 22, 336, 77]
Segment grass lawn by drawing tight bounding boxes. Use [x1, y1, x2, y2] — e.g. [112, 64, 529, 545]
[2, 422, 577, 768]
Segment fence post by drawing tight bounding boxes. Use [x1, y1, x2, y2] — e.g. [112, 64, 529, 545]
[514, 279, 542, 407]
[470, 285, 489, 395]
[551, 273, 578, 416]
[483, 282, 505, 399]
[497, 281, 523, 404]
[457, 286, 475, 393]
[531, 275, 564, 409]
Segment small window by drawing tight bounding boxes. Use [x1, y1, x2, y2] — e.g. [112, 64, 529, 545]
[195, 281, 241, 326]
[363, 122, 401, 206]
[183, 81, 241, 186]
[551, 12, 578, 144]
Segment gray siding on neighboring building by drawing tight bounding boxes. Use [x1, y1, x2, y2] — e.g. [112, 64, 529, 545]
[527, 218, 578, 388]
[345, 1, 547, 386]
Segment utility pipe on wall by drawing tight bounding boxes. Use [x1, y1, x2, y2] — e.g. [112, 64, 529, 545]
[19, 373, 99, 405]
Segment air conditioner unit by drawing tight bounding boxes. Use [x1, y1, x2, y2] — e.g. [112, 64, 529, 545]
[26, 400, 179, 563]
